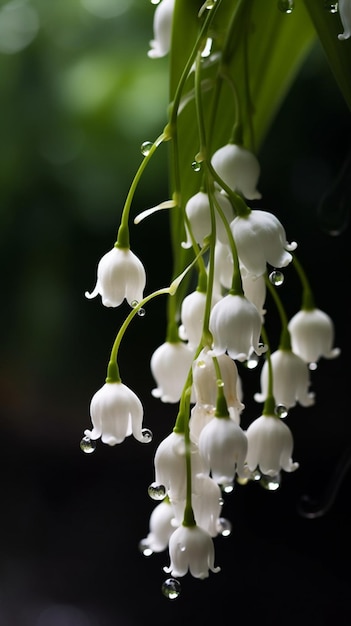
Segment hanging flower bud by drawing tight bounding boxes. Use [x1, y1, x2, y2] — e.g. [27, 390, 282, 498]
[150, 341, 195, 403]
[230, 210, 297, 279]
[182, 190, 234, 249]
[198, 415, 248, 483]
[148, 0, 175, 58]
[171, 474, 223, 537]
[179, 290, 221, 349]
[141, 499, 177, 554]
[254, 349, 315, 409]
[164, 524, 221, 579]
[245, 414, 299, 476]
[288, 308, 340, 364]
[85, 246, 146, 308]
[154, 432, 205, 500]
[192, 347, 244, 412]
[84, 381, 146, 445]
[209, 294, 267, 362]
[211, 143, 262, 200]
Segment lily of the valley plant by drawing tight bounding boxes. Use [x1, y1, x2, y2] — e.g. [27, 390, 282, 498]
[81, 0, 349, 599]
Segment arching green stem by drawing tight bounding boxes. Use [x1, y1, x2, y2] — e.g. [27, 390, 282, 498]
[265, 274, 291, 351]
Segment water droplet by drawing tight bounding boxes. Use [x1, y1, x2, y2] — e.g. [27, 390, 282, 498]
[191, 160, 202, 172]
[216, 517, 232, 537]
[197, 360, 206, 368]
[219, 496, 224, 506]
[278, 0, 294, 13]
[324, 1, 338, 12]
[275, 404, 288, 418]
[221, 482, 234, 494]
[148, 482, 167, 500]
[138, 538, 153, 557]
[180, 545, 186, 552]
[80, 436, 96, 454]
[216, 378, 224, 388]
[260, 473, 281, 491]
[131, 300, 139, 308]
[142, 428, 153, 443]
[138, 307, 146, 317]
[141, 141, 154, 156]
[162, 578, 181, 600]
[246, 350, 260, 369]
[309, 361, 318, 371]
[269, 270, 284, 286]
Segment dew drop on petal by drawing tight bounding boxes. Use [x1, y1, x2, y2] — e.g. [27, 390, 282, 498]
[141, 141, 154, 156]
[142, 428, 153, 443]
[221, 482, 234, 494]
[216, 378, 224, 388]
[269, 270, 284, 286]
[197, 360, 206, 369]
[80, 436, 96, 454]
[309, 362, 318, 371]
[216, 517, 232, 537]
[219, 496, 224, 506]
[148, 482, 167, 500]
[131, 300, 139, 308]
[162, 578, 181, 600]
[277, 0, 294, 13]
[138, 538, 153, 557]
[260, 473, 281, 491]
[246, 350, 260, 369]
[138, 307, 146, 317]
[191, 161, 202, 172]
[275, 404, 288, 418]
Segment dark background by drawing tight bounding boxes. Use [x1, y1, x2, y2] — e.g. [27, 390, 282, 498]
[0, 2, 350, 624]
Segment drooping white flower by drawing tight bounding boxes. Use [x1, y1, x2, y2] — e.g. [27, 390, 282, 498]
[85, 381, 146, 445]
[254, 349, 315, 409]
[154, 431, 205, 500]
[338, 0, 351, 40]
[211, 143, 262, 200]
[242, 272, 266, 320]
[230, 210, 297, 279]
[164, 524, 221, 579]
[171, 474, 223, 537]
[245, 414, 299, 476]
[189, 403, 216, 444]
[288, 308, 341, 364]
[142, 499, 177, 554]
[209, 293, 267, 362]
[212, 241, 233, 293]
[85, 246, 146, 308]
[148, 0, 175, 58]
[182, 190, 234, 249]
[179, 290, 221, 349]
[192, 347, 244, 412]
[199, 415, 248, 483]
[151, 341, 195, 403]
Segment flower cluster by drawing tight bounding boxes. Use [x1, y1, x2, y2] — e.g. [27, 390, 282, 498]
[80, 0, 344, 600]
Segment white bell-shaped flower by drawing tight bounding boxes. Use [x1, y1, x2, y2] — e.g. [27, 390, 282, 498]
[171, 474, 222, 537]
[189, 403, 216, 444]
[288, 308, 340, 364]
[230, 210, 297, 278]
[192, 347, 244, 412]
[148, 0, 175, 58]
[151, 341, 195, 403]
[164, 524, 221, 579]
[209, 293, 267, 362]
[85, 381, 145, 445]
[242, 273, 266, 320]
[246, 414, 299, 476]
[199, 415, 248, 483]
[212, 241, 233, 292]
[142, 499, 177, 554]
[154, 431, 205, 500]
[254, 349, 315, 409]
[211, 143, 262, 200]
[85, 246, 146, 308]
[182, 190, 234, 249]
[179, 290, 221, 349]
[338, 0, 351, 40]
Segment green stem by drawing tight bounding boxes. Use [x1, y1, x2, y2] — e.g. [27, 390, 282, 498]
[265, 274, 291, 351]
[116, 132, 167, 249]
[213, 356, 230, 418]
[292, 254, 315, 310]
